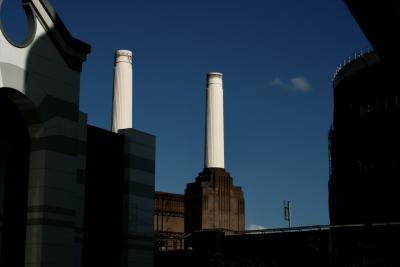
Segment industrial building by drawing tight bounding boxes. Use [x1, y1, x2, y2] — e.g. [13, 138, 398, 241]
[154, 72, 245, 248]
[185, 73, 245, 235]
[0, 1, 154, 267]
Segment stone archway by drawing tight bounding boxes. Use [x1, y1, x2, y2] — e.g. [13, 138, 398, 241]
[0, 90, 31, 267]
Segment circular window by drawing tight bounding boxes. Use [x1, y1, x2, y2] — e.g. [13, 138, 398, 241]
[0, 0, 36, 47]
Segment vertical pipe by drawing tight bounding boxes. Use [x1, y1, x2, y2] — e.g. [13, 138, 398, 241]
[112, 50, 133, 133]
[204, 72, 225, 168]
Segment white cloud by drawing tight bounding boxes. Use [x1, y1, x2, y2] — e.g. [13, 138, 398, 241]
[289, 76, 312, 92]
[268, 76, 312, 93]
[269, 78, 283, 87]
[246, 224, 266, 230]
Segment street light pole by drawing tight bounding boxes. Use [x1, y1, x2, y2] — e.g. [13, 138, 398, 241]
[284, 200, 292, 230]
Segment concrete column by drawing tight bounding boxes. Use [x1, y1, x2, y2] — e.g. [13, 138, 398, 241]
[112, 50, 133, 133]
[205, 72, 225, 168]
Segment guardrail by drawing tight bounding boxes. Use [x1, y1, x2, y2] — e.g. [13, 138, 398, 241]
[155, 222, 400, 250]
[243, 221, 400, 235]
[332, 47, 373, 81]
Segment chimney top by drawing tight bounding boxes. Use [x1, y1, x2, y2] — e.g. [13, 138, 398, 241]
[115, 50, 133, 64]
[207, 72, 223, 78]
[207, 72, 223, 85]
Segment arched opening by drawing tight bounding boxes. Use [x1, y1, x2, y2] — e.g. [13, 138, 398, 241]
[0, 91, 30, 267]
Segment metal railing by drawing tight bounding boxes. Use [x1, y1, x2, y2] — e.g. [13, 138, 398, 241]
[242, 221, 400, 235]
[154, 222, 400, 251]
[332, 47, 374, 81]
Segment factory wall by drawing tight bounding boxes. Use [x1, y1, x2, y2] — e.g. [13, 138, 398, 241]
[154, 191, 185, 250]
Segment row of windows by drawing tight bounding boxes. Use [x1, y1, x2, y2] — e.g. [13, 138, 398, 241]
[353, 96, 400, 116]
[155, 197, 185, 213]
[356, 160, 399, 176]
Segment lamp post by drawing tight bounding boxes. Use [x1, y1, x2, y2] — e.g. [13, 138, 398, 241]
[284, 200, 292, 230]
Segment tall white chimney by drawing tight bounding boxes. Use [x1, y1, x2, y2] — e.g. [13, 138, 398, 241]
[112, 50, 133, 133]
[205, 72, 225, 169]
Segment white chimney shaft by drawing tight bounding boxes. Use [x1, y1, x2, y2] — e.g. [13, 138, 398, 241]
[205, 72, 225, 168]
[112, 50, 133, 133]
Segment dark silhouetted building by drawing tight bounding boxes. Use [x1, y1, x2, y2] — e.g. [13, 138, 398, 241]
[329, 1, 400, 225]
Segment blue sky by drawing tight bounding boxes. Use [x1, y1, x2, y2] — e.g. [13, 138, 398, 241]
[1, 0, 370, 229]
